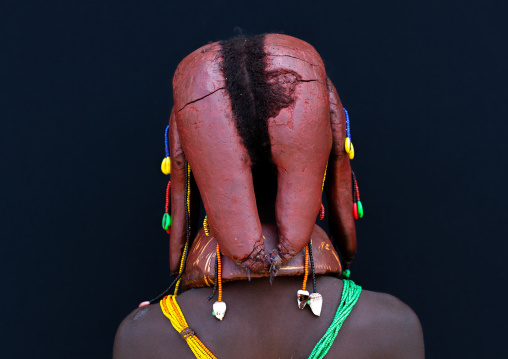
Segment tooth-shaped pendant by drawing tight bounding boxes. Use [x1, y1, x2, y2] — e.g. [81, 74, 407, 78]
[297, 290, 310, 309]
[308, 293, 323, 316]
[213, 301, 226, 320]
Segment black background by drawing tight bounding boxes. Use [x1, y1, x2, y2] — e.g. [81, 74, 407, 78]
[1, 0, 507, 358]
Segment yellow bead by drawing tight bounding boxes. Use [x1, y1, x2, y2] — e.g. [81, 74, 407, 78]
[344, 137, 352, 153]
[349, 143, 355, 160]
[161, 156, 171, 174]
[203, 217, 210, 236]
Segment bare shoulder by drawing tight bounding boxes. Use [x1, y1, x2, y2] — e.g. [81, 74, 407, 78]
[113, 304, 188, 359]
[347, 288, 425, 358]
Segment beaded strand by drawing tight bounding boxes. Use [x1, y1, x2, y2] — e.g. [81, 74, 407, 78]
[211, 244, 226, 320]
[302, 245, 309, 292]
[161, 125, 171, 174]
[173, 241, 188, 295]
[345, 108, 351, 140]
[308, 280, 362, 359]
[149, 160, 191, 304]
[308, 239, 317, 294]
[165, 181, 171, 213]
[298, 241, 321, 316]
[322, 162, 328, 191]
[203, 216, 210, 236]
[186, 163, 191, 230]
[344, 108, 354, 160]
[351, 170, 363, 220]
[162, 181, 172, 232]
[174, 161, 192, 295]
[319, 163, 328, 220]
[164, 125, 170, 158]
[216, 244, 223, 302]
[207, 254, 219, 302]
[297, 244, 311, 310]
[160, 295, 217, 359]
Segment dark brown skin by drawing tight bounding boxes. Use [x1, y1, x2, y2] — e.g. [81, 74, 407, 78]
[114, 277, 424, 359]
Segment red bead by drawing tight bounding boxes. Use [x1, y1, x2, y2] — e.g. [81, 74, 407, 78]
[166, 229, 171, 235]
[353, 202, 359, 220]
[165, 181, 171, 212]
[319, 204, 325, 220]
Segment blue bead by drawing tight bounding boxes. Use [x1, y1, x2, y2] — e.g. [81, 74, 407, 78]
[164, 125, 170, 157]
[344, 108, 351, 139]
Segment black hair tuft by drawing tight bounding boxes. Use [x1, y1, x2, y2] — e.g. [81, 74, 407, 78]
[219, 34, 295, 165]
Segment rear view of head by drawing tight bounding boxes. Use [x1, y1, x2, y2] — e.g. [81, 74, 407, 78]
[168, 34, 357, 278]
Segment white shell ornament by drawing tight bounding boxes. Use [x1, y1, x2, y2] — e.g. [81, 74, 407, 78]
[213, 301, 227, 321]
[297, 290, 310, 309]
[308, 292, 323, 316]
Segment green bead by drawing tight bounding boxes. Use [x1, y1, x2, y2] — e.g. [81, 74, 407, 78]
[212, 311, 215, 316]
[343, 269, 350, 278]
[307, 300, 311, 305]
[162, 213, 172, 230]
[357, 201, 363, 218]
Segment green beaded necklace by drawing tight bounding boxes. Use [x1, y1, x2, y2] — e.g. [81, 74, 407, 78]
[308, 280, 362, 359]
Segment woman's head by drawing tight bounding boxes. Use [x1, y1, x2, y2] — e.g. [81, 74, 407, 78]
[168, 34, 357, 277]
